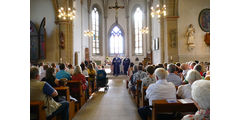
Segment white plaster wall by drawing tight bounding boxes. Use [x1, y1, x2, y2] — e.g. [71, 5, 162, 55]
[30, 0, 58, 63]
[81, 0, 89, 62]
[178, 0, 210, 62]
[151, 0, 162, 64]
[73, 0, 82, 65]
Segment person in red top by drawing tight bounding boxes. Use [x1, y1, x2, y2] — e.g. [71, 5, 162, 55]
[72, 66, 87, 90]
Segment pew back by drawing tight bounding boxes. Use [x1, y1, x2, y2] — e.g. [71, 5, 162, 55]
[54, 86, 75, 120]
[67, 81, 85, 107]
[30, 101, 46, 120]
[54, 86, 70, 102]
[152, 99, 197, 120]
[136, 80, 142, 108]
[141, 86, 148, 107]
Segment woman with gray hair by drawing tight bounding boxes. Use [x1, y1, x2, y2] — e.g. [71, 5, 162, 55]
[177, 70, 202, 99]
[182, 80, 210, 120]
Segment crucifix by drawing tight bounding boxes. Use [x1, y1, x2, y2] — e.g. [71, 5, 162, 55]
[109, 0, 124, 23]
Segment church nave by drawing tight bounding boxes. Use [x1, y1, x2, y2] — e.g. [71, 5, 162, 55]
[73, 75, 141, 120]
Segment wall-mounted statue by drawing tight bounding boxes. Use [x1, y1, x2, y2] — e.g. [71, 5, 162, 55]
[185, 24, 195, 51]
[170, 29, 177, 48]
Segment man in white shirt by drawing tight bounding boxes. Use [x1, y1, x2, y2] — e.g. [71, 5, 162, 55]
[138, 68, 176, 120]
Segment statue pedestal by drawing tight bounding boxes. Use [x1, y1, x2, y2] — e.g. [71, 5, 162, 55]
[188, 44, 195, 51]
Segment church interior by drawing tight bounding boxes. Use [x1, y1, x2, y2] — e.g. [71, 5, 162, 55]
[29, 0, 211, 120]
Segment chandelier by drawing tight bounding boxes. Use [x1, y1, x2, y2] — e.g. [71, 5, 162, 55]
[140, 27, 149, 34]
[58, 7, 76, 20]
[151, 4, 167, 20]
[84, 30, 94, 37]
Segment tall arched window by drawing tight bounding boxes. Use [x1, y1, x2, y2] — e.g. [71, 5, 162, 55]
[110, 26, 124, 54]
[92, 7, 100, 54]
[134, 7, 143, 54]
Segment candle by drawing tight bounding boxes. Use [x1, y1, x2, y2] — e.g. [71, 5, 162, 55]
[60, 58, 63, 63]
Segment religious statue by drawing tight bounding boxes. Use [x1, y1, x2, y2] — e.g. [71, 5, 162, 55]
[185, 24, 195, 51]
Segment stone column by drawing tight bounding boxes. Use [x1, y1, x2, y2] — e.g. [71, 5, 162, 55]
[125, 0, 129, 57]
[54, 0, 74, 64]
[164, 0, 179, 62]
[147, 0, 152, 53]
[87, 0, 91, 59]
[159, 17, 165, 63]
[103, 0, 108, 57]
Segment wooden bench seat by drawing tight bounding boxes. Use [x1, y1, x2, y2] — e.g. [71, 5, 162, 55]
[54, 86, 75, 120]
[141, 86, 148, 107]
[30, 101, 46, 120]
[67, 81, 85, 108]
[135, 80, 142, 108]
[151, 99, 197, 120]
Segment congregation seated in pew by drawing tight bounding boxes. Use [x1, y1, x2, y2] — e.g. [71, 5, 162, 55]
[138, 68, 177, 120]
[72, 65, 89, 99]
[56, 63, 72, 80]
[166, 64, 182, 86]
[42, 67, 58, 87]
[180, 63, 190, 81]
[88, 63, 97, 92]
[80, 62, 89, 77]
[72, 66, 87, 91]
[66, 64, 75, 76]
[177, 70, 202, 99]
[30, 67, 69, 120]
[40, 64, 49, 81]
[141, 65, 156, 91]
[182, 80, 210, 120]
[129, 65, 147, 92]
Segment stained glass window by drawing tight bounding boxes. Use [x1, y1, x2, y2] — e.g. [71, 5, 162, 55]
[92, 8, 100, 54]
[134, 7, 143, 54]
[110, 26, 123, 54]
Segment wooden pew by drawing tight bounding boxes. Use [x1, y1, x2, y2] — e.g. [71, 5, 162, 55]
[135, 80, 142, 108]
[67, 81, 85, 108]
[30, 101, 46, 120]
[54, 86, 75, 120]
[151, 99, 198, 120]
[141, 86, 149, 107]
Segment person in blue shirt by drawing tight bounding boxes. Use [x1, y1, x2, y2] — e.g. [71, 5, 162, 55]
[56, 63, 71, 80]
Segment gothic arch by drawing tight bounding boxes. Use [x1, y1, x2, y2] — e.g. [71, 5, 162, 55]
[107, 22, 125, 57]
[131, 4, 145, 56]
[90, 4, 103, 55]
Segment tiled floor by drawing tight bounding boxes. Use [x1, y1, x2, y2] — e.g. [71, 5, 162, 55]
[73, 75, 141, 120]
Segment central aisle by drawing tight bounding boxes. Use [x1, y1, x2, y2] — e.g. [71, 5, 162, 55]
[73, 75, 141, 120]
